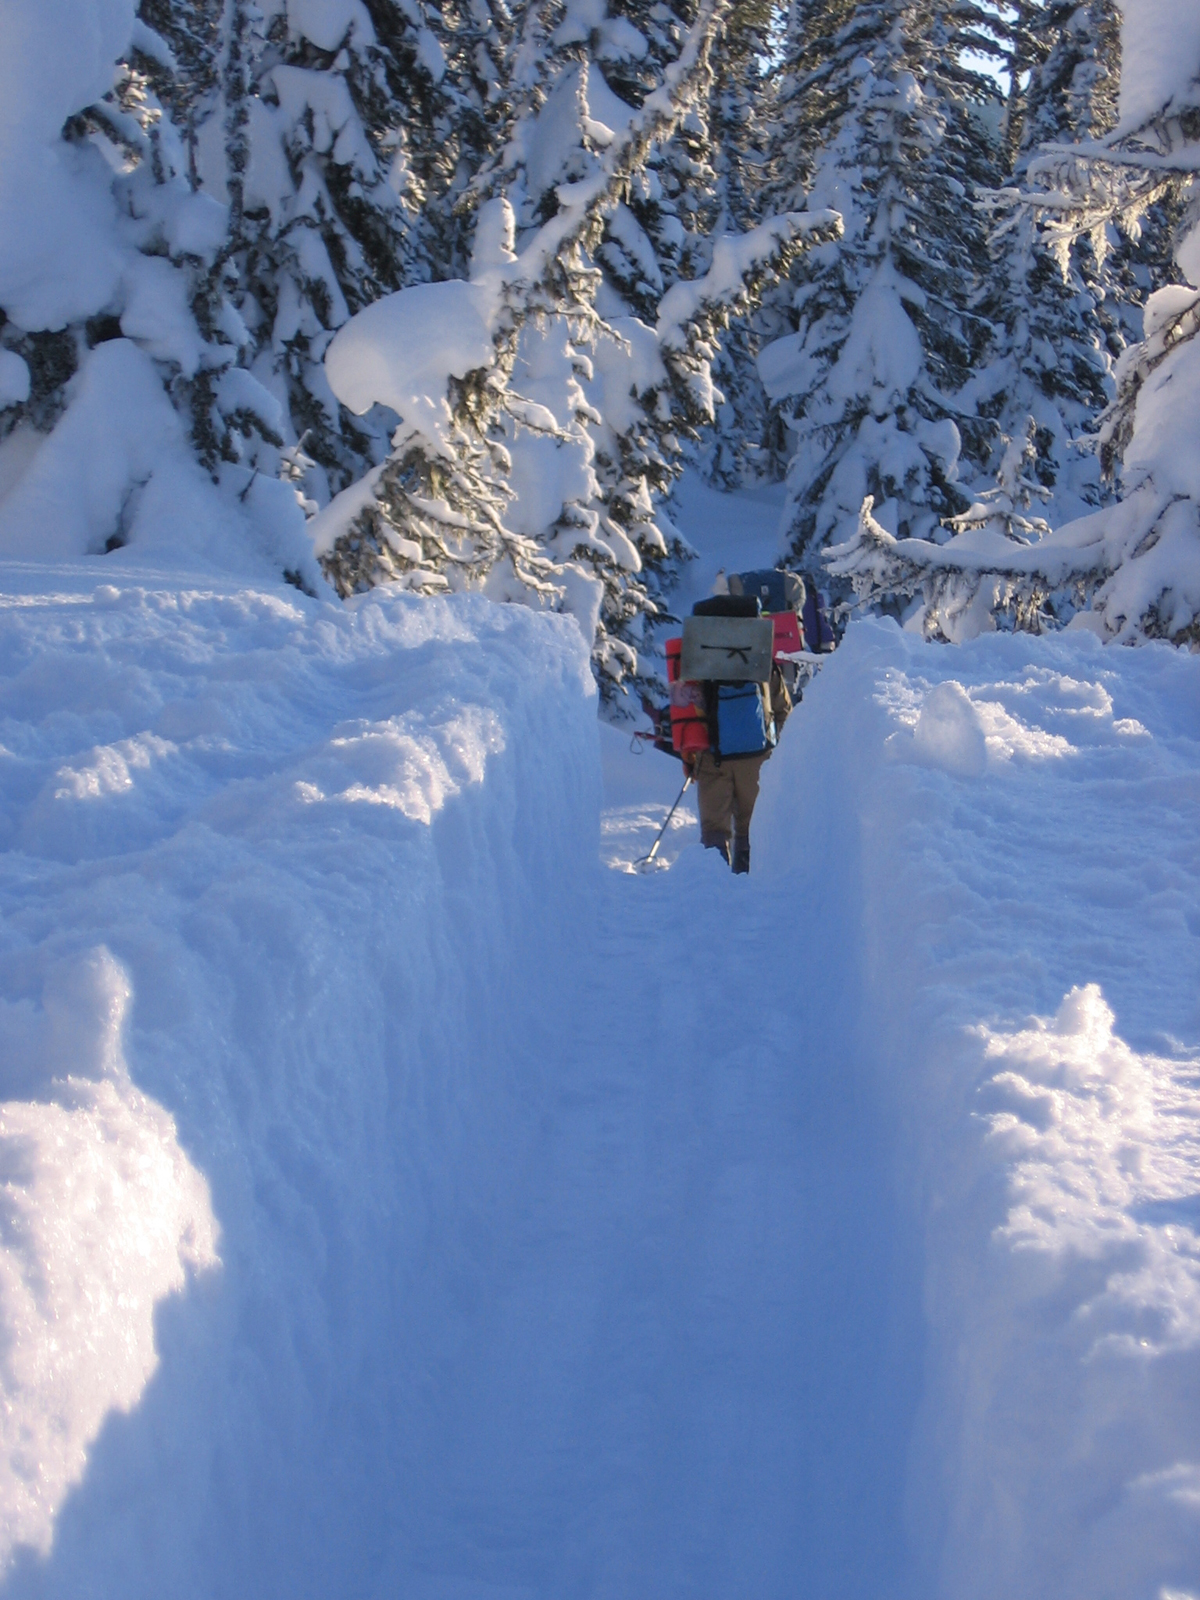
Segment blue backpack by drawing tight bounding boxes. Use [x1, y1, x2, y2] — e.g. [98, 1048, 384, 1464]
[711, 681, 775, 759]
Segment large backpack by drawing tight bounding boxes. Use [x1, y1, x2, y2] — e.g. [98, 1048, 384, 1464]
[683, 601, 776, 761]
[666, 644, 775, 761]
[729, 569, 806, 615]
[708, 680, 775, 758]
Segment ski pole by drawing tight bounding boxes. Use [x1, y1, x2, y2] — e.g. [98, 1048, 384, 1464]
[635, 775, 692, 869]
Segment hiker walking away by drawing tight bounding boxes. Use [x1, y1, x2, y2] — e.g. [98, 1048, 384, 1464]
[689, 660, 790, 874]
[667, 591, 793, 875]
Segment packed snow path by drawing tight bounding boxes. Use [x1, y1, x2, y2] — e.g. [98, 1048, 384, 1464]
[0, 532, 1197, 1598]
[384, 858, 920, 1599]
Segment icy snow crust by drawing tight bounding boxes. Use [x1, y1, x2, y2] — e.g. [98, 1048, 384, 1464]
[0, 563, 1198, 1598]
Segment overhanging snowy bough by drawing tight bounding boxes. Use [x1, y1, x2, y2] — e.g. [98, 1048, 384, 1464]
[311, 0, 840, 705]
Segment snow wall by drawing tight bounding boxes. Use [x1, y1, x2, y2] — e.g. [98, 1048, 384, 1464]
[756, 619, 1200, 1600]
[0, 570, 599, 1596]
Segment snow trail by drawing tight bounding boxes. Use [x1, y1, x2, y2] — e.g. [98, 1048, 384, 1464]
[387, 856, 922, 1598]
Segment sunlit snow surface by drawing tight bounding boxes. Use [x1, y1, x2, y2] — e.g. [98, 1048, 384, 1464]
[0, 546, 1197, 1598]
[598, 721, 695, 872]
[0, 948, 217, 1564]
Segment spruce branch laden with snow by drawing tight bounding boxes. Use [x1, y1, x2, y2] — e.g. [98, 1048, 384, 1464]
[825, 494, 1070, 642]
[318, 0, 738, 593]
[317, 0, 838, 707]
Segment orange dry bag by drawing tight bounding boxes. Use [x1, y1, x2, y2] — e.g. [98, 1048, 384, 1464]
[665, 637, 710, 759]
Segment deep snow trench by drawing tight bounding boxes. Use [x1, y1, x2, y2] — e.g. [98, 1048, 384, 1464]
[0, 491, 1197, 1598]
[380, 833, 921, 1600]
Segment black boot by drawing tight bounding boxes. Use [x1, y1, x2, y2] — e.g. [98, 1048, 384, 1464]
[732, 841, 750, 875]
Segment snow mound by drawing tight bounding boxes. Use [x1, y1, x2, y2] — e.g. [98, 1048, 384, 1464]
[905, 679, 987, 777]
[324, 280, 496, 442]
[0, 0, 134, 328]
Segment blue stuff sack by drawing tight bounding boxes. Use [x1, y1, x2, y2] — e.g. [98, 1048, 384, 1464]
[715, 682, 773, 757]
[730, 569, 806, 614]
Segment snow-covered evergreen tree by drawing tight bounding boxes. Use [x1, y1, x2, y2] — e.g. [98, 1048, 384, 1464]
[1012, 0, 1120, 151]
[13, 0, 1190, 669]
[696, 0, 778, 486]
[316, 0, 838, 707]
[148, 0, 474, 502]
[314, 0, 737, 683]
[756, 0, 1006, 587]
[963, 1, 1120, 548]
[828, 0, 1200, 645]
[972, 0, 1178, 536]
[1015, 0, 1181, 363]
[0, 0, 317, 576]
[0, 0, 497, 571]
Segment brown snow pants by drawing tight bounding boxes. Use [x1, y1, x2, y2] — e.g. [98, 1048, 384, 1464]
[693, 749, 767, 868]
